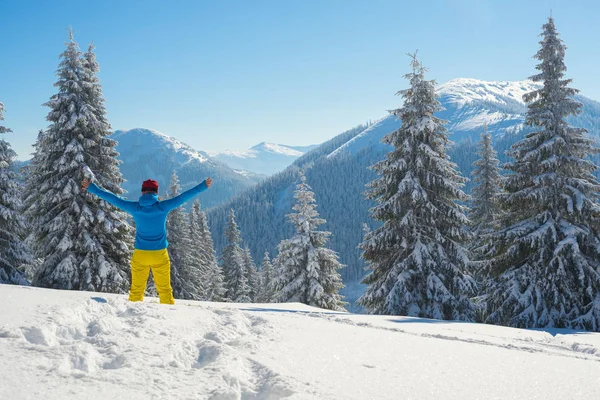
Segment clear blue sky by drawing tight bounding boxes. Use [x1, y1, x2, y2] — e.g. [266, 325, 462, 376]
[1, 0, 599, 160]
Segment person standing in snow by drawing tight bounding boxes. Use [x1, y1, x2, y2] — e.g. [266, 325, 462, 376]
[81, 177, 212, 304]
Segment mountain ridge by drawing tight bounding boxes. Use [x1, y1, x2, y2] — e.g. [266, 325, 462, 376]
[111, 128, 262, 208]
[209, 142, 320, 175]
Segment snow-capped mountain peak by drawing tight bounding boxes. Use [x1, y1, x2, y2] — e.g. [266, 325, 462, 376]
[250, 142, 305, 157]
[210, 142, 318, 175]
[210, 142, 306, 159]
[113, 128, 210, 164]
[436, 78, 540, 108]
[328, 77, 600, 161]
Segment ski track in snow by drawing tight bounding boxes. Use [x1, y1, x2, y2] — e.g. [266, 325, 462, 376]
[0, 297, 297, 400]
[314, 314, 600, 362]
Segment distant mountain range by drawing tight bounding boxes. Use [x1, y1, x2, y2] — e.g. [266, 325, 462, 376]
[328, 78, 600, 159]
[111, 129, 319, 207]
[112, 128, 264, 208]
[208, 142, 319, 175]
[206, 78, 600, 312]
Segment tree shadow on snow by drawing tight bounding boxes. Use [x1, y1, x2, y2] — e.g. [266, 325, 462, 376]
[388, 317, 596, 335]
[528, 327, 594, 337]
[240, 307, 344, 316]
[386, 317, 466, 325]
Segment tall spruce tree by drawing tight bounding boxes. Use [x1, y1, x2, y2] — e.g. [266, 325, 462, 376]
[470, 124, 503, 238]
[273, 173, 346, 311]
[22, 130, 46, 278]
[485, 17, 600, 331]
[357, 53, 476, 321]
[242, 245, 259, 301]
[28, 31, 133, 292]
[204, 265, 227, 302]
[189, 200, 208, 298]
[194, 200, 226, 301]
[470, 124, 504, 282]
[0, 101, 31, 285]
[258, 252, 275, 303]
[221, 209, 251, 302]
[204, 264, 227, 302]
[469, 125, 504, 321]
[79, 41, 135, 288]
[166, 171, 199, 299]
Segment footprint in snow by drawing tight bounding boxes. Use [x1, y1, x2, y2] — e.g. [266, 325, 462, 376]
[194, 342, 222, 369]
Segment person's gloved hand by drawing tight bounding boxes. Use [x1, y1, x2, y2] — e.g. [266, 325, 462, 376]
[205, 177, 213, 188]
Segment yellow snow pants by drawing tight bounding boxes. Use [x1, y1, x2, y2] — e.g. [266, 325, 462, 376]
[128, 249, 175, 304]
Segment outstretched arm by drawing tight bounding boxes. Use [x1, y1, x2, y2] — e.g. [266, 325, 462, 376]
[82, 179, 137, 214]
[161, 178, 212, 212]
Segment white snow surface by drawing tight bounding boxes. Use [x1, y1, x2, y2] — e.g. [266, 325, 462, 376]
[2, 284, 600, 400]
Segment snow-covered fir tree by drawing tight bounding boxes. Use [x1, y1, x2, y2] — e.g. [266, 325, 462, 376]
[0, 101, 31, 285]
[468, 125, 504, 320]
[257, 252, 275, 303]
[188, 200, 208, 298]
[469, 123, 504, 287]
[166, 171, 200, 299]
[27, 31, 133, 292]
[273, 173, 346, 311]
[242, 245, 259, 301]
[221, 209, 251, 302]
[78, 41, 135, 288]
[194, 200, 226, 302]
[357, 53, 476, 321]
[470, 124, 503, 238]
[485, 17, 600, 331]
[21, 130, 46, 282]
[204, 266, 227, 302]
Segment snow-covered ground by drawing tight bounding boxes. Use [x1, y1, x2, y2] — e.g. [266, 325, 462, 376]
[1, 284, 599, 400]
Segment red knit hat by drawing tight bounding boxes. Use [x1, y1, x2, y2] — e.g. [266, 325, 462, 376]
[142, 179, 159, 192]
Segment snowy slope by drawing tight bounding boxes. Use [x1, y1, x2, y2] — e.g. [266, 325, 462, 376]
[437, 78, 536, 140]
[112, 128, 263, 209]
[210, 142, 319, 176]
[1, 284, 600, 399]
[327, 116, 400, 159]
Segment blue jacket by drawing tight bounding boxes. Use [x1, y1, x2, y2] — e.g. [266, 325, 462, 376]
[88, 181, 208, 250]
